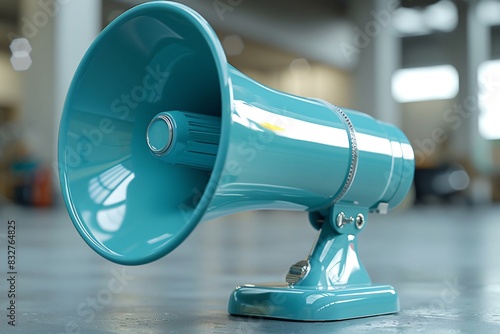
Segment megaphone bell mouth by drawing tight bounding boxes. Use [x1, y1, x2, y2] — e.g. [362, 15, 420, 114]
[59, 1, 232, 265]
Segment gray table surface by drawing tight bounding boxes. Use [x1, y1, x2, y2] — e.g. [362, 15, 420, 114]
[0, 204, 499, 333]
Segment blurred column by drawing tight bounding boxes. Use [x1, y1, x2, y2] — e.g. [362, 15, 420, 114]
[466, 1, 491, 171]
[19, 0, 101, 200]
[18, 0, 56, 165]
[19, 0, 100, 190]
[465, 0, 493, 202]
[443, 1, 493, 203]
[350, 0, 401, 126]
[448, 1, 474, 164]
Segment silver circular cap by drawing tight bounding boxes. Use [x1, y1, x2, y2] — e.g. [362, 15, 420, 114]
[146, 113, 174, 156]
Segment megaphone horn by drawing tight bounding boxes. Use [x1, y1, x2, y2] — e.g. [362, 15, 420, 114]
[58, 1, 414, 321]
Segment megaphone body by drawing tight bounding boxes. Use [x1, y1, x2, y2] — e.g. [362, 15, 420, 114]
[59, 1, 414, 321]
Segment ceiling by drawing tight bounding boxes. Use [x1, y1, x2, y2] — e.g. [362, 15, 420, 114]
[0, 0, 424, 69]
[117, 0, 356, 69]
[1, 0, 354, 68]
[0, 0, 457, 69]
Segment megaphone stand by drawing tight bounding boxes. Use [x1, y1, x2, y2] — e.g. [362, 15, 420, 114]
[228, 204, 399, 321]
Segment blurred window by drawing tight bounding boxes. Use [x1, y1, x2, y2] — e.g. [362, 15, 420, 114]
[478, 60, 500, 140]
[393, 0, 458, 36]
[477, 0, 500, 26]
[392, 65, 459, 103]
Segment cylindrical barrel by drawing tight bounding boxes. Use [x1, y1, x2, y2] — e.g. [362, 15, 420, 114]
[204, 67, 415, 219]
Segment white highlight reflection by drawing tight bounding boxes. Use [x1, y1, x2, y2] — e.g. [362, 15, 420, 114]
[87, 164, 135, 235]
[96, 204, 126, 232]
[233, 100, 349, 149]
[233, 100, 415, 158]
[357, 133, 392, 156]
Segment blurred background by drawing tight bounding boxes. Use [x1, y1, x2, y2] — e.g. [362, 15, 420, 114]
[1, 0, 499, 208]
[1, 1, 500, 333]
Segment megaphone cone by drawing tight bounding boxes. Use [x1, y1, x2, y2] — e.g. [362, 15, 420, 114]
[58, 1, 414, 321]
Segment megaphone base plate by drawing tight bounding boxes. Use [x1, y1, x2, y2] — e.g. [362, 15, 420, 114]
[228, 283, 399, 321]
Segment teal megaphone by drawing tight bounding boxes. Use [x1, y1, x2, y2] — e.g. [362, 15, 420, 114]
[58, 1, 414, 321]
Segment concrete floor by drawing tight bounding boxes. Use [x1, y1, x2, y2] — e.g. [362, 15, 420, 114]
[1, 204, 500, 333]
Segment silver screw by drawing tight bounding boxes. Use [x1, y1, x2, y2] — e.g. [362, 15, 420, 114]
[336, 212, 345, 228]
[286, 260, 310, 285]
[336, 212, 354, 228]
[355, 213, 365, 229]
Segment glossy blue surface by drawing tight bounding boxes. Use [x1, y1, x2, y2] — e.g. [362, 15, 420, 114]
[59, 2, 228, 265]
[228, 204, 399, 320]
[228, 284, 399, 321]
[147, 111, 221, 170]
[58, 1, 414, 322]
